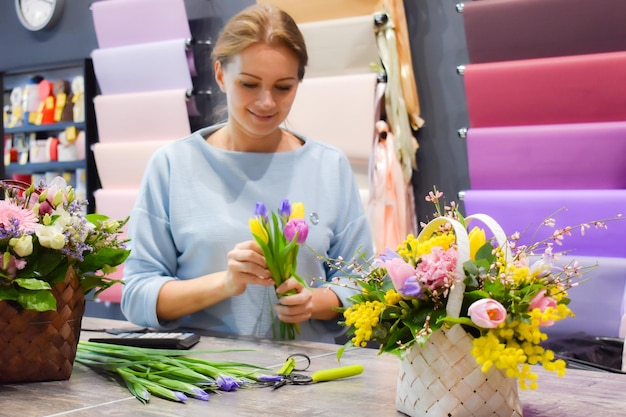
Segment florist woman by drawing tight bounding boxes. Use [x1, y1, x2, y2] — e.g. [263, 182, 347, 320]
[120, 4, 374, 343]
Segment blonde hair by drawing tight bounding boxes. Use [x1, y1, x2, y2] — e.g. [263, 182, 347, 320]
[211, 4, 308, 80]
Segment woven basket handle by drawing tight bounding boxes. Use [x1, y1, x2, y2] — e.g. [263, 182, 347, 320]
[465, 213, 512, 261]
[417, 217, 469, 318]
[417, 214, 512, 319]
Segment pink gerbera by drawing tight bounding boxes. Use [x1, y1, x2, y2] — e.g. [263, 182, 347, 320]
[0, 200, 39, 233]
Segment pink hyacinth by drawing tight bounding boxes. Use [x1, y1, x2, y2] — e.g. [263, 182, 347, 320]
[416, 246, 458, 291]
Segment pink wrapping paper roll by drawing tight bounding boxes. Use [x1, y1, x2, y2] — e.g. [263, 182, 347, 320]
[94, 188, 138, 224]
[91, 0, 191, 49]
[462, 0, 626, 64]
[94, 89, 191, 143]
[462, 189, 626, 258]
[466, 121, 626, 190]
[93, 141, 172, 189]
[92, 39, 193, 95]
[287, 72, 378, 162]
[463, 51, 626, 128]
[92, 188, 138, 303]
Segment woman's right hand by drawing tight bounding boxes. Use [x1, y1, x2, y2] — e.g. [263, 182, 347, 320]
[225, 240, 274, 296]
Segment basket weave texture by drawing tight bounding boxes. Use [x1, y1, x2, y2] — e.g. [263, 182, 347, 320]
[0, 268, 85, 383]
[396, 324, 523, 416]
[395, 215, 523, 416]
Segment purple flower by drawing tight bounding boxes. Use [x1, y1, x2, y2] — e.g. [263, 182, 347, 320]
[174, 391, 188, 402]
[378, 248, 401, 263]
[279, 199, 291, 219]
[254, 202, 267, 221]
[284, 219, 308, 244]
[216, 375, 240, 391]
[400, 276, 423, 298]
[191, 387, 210, 401]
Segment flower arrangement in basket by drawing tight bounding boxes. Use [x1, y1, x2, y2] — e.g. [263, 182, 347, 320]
[0, 176, 130, 383]
[249, 199, 310, 340]
[331, 188, 619, 416]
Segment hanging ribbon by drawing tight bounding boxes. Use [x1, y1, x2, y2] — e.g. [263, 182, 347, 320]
[374, 10, 419, 182]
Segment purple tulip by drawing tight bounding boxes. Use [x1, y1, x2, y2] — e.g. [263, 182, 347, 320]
[254, 202, 268, 222]
[279, 199, 291, 219]
[284, 219, 308, 244]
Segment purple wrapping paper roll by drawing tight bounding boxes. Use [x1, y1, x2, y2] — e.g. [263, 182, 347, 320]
[466, 121, 626, 190]
[91, 0, 191, 49]
[545, 256, 626, 338]
[462, 189, 626, 258]
[462, 0, 626, 64]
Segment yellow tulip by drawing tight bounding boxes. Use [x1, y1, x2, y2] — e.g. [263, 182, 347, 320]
[468, 226, 486, 260]
[289, 202, 305, 220]
[249, 218, 269, 244]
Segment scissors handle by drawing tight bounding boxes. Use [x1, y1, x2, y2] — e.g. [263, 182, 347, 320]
[311, 364, 364, 383]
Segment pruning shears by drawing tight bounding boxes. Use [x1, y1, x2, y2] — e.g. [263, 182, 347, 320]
[257, 353, 364, 390]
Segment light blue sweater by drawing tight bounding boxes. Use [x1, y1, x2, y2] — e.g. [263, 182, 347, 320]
[120, 125, 374, 343]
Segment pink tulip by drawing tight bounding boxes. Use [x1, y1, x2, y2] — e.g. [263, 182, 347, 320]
[468, 298, 507, 329]
[383, 257, 417, 291]
[283, 218, 308, 244]
[529, 290, 558, 326]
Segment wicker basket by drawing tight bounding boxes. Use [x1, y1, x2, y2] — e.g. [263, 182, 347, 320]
[0, 268, 85, 383]
[395, 215, 523, 417]
[396, 324, 523, 416]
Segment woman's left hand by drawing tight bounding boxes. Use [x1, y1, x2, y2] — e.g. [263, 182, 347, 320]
[274, 277, 313, 323]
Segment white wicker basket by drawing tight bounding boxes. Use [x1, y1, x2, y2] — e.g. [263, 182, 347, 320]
[395, 215, 523, 417]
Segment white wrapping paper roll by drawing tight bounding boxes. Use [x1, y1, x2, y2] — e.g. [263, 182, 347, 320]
[94, 89, 191, 143]
[298, 15, 379, 77]
[93, 141, 172, 188]
[287, 72, 378, 162]
[91, 0, 191, 49]
[92, 39, 193, 95]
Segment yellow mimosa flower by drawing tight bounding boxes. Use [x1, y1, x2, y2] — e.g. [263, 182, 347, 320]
[468, 226, 486, 260]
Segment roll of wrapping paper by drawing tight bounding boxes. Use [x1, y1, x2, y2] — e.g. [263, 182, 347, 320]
[461, 0, 626, 64]
[462, 189, 626, 258]
[463, 51, 626, 128]
[298, 15, 379, 77]
[545, 256, 626, 338]
[466, 121, 626, 190]
[92, 39, 193, 95]
[93, 141, 173, 188]
[93, 188, 138, 226]
[91, 0, 191, 49]
[94, 89, 191, 143]
[286, 72, 378, 162]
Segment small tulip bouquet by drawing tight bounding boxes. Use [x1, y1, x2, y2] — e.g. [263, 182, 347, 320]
[334, 188, 617, 390]
[249, 199, 309, 339]
[0, 177, 130, 312]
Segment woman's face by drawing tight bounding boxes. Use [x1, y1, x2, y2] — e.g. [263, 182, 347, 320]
[215, 43, 300, 141]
